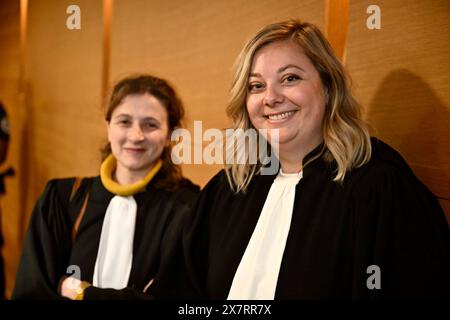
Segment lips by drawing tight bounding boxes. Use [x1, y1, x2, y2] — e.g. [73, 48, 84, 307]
[265, 110, 296, 121]
[124, 147, 146, 153]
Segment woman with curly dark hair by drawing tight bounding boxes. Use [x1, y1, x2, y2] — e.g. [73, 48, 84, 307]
[13, 75, 199, 299]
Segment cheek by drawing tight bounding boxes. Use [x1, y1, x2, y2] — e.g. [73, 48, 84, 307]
[308, 103, 325, 131]
[108, 132, 121, 158]
[311, 92, 326, 120]
[108, 128, 117, 144]
[149, 132, 169, 149]
[287, 88, 308, 106]
[298, 87, 325, 114]
[309, 82, 327, 110]
[246, 97, 260, 119]
[109, 129, 125, 145]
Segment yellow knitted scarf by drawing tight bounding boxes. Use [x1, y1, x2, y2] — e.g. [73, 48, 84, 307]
[100, 154, 162, 196]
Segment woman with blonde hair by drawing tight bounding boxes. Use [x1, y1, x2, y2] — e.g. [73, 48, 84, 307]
[153, 20, 449, 299]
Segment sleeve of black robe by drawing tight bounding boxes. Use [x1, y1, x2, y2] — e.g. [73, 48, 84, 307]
[143, 174, 228, 300]
[351, 162, 450, 299]
[12, 179, 75, 299]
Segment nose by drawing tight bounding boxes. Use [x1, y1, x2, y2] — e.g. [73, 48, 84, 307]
[129, 124, 145, 142]
[263, 83, 283, 107]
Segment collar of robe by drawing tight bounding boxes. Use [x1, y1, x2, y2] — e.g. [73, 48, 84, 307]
[100, 154, 162, 196]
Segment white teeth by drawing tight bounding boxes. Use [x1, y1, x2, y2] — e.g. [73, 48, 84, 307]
[267, 111, 295, 121]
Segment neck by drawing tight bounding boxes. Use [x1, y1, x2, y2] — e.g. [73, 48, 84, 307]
[279, 151, 303, 173]
[100, 154, 162, 196]
[279, 139, 323, 174]
[114, 166, 153, 186]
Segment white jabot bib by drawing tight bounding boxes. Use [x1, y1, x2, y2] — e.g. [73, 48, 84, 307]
[93, 195, 137, 289]
[227, 170, 302, 300]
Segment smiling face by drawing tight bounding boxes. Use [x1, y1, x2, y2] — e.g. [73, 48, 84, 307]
[246, 40, 326, 158]
[107, 93, 169, 179]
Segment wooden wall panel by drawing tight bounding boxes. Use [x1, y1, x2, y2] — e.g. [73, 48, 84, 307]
[1, 0, 447, 300]
[346, 0, 450, 222]
[0, 0, 105, 297]
[24, 0, 105, 214]
[0, 0, 23, 299]
[325, 0, 349, 61]
[110, 0, 324, 187]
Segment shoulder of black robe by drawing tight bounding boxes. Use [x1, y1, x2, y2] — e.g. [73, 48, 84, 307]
[149, 171, 232, 300]
[348, 138, 450, 299]
[83, 178, 200, 300]
[162, 138, 449, 299]
[12, 178, 79, 299]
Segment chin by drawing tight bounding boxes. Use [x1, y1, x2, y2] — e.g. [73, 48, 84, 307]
[122, 161, 147, 171]
[268, 130, 296, 144]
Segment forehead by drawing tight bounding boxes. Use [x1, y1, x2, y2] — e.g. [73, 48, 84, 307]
[113, 93, 167, 119]
[251, 40, 314, 71]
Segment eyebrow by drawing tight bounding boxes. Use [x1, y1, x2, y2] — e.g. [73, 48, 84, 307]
[278, 64, 305, 73]
[249, 64, 306, 78]
[113, 114, 160, 122]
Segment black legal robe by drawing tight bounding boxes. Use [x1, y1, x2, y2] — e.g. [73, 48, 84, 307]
[153, 138, 450, 299]
[13, 174, 199, 299]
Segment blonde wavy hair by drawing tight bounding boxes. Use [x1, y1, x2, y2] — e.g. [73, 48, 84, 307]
[225, 19, 371, 193]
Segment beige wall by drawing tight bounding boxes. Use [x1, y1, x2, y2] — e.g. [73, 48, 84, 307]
[24, 0, 105, 214]
[0, 0, 448, 298]
[110, 0, 324, 186]
[346, 0, 450, 219]
[0, 0, 105, 298]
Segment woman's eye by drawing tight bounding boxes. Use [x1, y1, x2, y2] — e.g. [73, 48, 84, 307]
[248, 83, 264, 92]
[118, 119, 130, 126]
[284, 75, 300, 83]
[143, 122, 157, 129]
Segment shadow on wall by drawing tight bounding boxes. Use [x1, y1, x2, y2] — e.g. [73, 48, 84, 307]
[366, 69, 450, 200]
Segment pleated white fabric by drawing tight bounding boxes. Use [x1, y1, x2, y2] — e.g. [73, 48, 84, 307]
[227, 170, 302, 300]
[93, 195, 137, 289]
